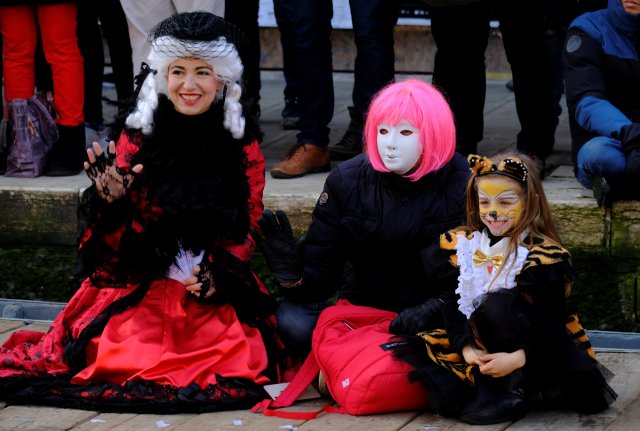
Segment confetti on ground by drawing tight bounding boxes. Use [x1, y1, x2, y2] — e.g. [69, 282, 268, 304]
[156, 420, 171, 428]
[232, 418, 243, 426]
[90, 418, 106, 423]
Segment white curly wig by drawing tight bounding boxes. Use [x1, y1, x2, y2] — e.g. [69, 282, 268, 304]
[125, 11, 246, 139]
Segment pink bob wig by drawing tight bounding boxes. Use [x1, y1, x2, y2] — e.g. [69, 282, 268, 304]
[365, 79, 456, 181]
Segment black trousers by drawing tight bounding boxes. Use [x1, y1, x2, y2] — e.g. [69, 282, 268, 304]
[430, 0, 556, 158]
[76, 0, 133, 124]
[225, 0, 261, 115]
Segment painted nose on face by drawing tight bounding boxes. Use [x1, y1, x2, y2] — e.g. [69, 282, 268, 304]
[488, 210, 498, 220]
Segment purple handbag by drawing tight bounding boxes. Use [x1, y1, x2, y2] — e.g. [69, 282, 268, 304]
[5, 96, 59, 177]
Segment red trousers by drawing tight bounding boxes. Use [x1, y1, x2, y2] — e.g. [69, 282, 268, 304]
[0, 3, 84, 125]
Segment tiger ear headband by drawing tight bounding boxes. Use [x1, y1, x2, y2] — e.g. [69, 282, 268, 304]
[467, 154, 528, 184]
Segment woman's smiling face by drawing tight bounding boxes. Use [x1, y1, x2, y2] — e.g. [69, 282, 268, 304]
[477, 175, 524, 237]
[167, 58, 222, 115]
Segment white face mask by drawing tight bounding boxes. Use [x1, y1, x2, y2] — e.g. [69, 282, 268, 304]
[376, 120, 422, 175]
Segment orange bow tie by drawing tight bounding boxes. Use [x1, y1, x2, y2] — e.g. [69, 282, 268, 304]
[472, 249, 503, 269]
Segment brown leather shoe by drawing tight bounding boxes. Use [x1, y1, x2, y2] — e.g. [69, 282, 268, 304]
[271, 143, 330, 179]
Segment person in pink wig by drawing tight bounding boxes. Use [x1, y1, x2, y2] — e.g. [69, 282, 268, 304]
[254, 79, 471, 358]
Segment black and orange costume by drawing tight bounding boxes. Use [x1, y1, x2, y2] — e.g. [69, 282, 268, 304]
[0, 91, 282, 412]
[398, 228, 616, 417]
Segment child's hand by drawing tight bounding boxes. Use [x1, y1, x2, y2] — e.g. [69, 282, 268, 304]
[478, 349, 526, 378]
[462, 344, 488, 366]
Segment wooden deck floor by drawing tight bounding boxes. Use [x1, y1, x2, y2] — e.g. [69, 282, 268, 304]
[1, 319, 639, 431]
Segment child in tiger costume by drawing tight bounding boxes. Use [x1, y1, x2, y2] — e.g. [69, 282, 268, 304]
[396, 153, 617, 424]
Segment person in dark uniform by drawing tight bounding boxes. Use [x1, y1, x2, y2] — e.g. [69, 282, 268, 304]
[564, 0, 640, 205]
[427, 1, 556, 172]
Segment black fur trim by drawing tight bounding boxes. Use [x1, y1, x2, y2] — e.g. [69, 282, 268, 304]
[78, 95, 254, 283]
[2, 374, 266, 413]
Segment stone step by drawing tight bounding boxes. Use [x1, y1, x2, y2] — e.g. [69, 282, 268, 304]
[0, 172, 327, 247]
[2, 165, 638, 265]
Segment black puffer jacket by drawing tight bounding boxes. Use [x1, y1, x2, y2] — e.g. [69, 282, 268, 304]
[563, 0, 640, 166]
[294, 153, 469, 312]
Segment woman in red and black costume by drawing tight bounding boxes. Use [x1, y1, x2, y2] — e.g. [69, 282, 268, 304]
[0, 11, 283, 413]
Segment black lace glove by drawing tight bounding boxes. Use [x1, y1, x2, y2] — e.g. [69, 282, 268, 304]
[251, 209, 305, 286]
[190, 250, 278, 320]
[389, 297, 444, 335]
[85, 141, 142, 203]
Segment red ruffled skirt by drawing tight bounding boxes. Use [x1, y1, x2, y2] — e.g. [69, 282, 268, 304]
[0, 277, 277, 411]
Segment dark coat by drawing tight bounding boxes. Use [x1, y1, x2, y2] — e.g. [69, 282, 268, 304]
[294, 152, 469, 312]
[563, 0, 640, 166]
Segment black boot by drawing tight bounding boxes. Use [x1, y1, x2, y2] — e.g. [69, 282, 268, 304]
[593, 169, 640, 207]
[329, 106, 364, 161]
[43, 124, 86, 176]
[459, 373, 526, 425]
[619, 146, 640, 200]
[281, 97, 299, 130]
[413, 362, 473, 417]
[592, 176, 611, 207]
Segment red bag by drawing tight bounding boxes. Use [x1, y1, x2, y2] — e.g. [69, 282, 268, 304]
[253, 301, 429, 418]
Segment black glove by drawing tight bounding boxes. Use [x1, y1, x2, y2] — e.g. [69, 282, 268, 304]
[191, 250, 279, 320]
[618, 124, 640, 183]
[251, 209, 304, 286]
[618, 123, 640, 152]
[389, 297, 444, 335]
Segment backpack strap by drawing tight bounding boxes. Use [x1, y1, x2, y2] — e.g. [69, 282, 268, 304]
[252, 351, 332, 419]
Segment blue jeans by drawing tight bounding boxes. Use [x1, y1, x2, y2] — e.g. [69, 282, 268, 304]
[276, 300, 332, 356]
[576, 136, 626, 189]
[273, 0, 398, 147]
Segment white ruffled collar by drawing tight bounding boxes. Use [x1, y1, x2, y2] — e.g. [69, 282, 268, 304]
[454, 229, 529, 318]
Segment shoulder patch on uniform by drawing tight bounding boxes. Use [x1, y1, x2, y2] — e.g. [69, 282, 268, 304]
[318, 192, 329, 206]
[566, 35, 581, 53]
